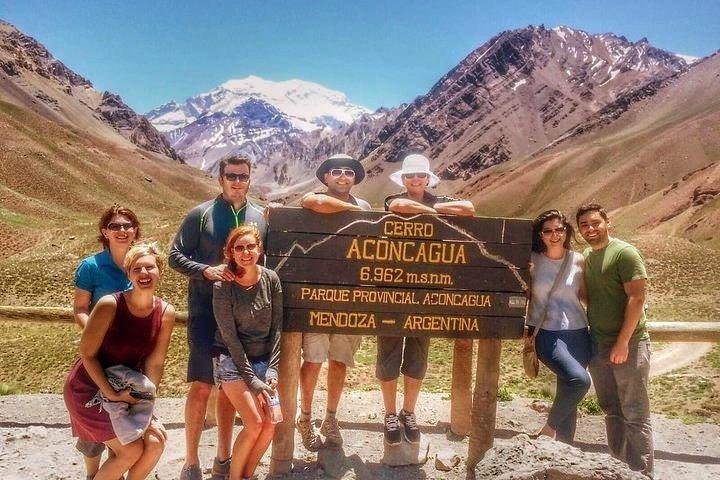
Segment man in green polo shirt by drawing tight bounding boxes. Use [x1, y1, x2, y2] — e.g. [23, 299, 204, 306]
[576, 203, 653, 477]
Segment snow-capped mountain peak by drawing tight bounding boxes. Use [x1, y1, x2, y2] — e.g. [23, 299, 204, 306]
[146, 75, 370, 133]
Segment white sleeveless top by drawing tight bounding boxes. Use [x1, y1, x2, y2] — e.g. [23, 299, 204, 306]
[527, 251, 588, 331]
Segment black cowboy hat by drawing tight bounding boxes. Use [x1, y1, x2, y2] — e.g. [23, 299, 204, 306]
[315, 154, 365, 185]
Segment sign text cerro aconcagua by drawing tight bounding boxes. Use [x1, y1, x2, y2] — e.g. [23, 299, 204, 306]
[266, 208, 530, 339]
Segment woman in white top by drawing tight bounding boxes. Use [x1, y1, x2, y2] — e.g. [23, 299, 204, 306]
[525, 209, 591, 444]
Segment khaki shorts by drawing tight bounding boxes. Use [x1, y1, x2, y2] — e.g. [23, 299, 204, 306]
[302, 333, 362, 367]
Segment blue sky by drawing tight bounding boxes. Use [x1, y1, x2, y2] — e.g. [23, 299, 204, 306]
[3, 0, 719, 113]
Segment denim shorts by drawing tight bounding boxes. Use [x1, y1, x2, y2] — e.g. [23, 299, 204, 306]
[213, 352, 269, 386]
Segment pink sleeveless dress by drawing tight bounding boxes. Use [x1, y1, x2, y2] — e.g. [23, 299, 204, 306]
[63, 292, 162, 442]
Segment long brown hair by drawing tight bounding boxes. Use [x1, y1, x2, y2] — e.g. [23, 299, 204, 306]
[531, 209, 575, 253]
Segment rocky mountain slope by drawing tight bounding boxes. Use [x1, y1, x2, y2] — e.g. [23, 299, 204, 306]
[439, 52, 720, 247]
[0, 20, 219, 263]
[355, 25, 690, 200]
[146, 75, 371, 172]
[0, 19, 179, 160]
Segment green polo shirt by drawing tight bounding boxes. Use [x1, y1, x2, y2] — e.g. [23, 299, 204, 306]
[584, 238, 649, 344]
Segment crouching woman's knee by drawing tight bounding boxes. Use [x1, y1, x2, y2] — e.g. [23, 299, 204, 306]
[144, 429, 166, 456]
[114, 439, 145, 467]
[143, 419, 168, 454]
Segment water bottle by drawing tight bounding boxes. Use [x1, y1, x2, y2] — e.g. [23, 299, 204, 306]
[264, 390, 283, 424]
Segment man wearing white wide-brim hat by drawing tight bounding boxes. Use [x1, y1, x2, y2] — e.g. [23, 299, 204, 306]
[295, 153, 372, 451]
[379, 153, 475, 446]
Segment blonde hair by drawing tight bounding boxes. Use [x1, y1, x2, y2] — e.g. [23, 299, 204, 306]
[124, 242, 165, 275]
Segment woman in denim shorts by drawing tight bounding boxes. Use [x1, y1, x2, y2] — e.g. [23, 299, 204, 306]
[212, 225, 283, 480]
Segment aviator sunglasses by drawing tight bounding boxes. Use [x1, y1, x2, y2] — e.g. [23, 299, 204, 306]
[224, 173, 250, 182]
[106, 222, 136, 232]
[329, 168, 356, 178]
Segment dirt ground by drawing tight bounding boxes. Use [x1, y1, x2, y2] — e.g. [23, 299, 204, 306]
[1, 391, 719, 480]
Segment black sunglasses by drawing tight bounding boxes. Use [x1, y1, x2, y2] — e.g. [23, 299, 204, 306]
[224, 173, 250, 182]
[106, 222, 136, 232]
[402, 172, 429, 179]
[541, 226, 567, 236]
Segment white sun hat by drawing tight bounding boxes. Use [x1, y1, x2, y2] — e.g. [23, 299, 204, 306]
[389, 154, 441, 188]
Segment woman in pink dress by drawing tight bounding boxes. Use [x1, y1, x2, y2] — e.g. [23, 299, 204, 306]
[64, 244, 175, 480]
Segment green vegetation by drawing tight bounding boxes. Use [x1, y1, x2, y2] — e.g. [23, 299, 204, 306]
[0, 320, 718, 424]
[0, 383, 18, 395]
[0, 229, 718, 424]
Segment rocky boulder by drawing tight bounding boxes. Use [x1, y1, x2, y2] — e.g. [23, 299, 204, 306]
[474, 434, 647, 480]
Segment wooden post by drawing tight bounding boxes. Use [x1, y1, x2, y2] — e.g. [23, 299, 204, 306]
[270, 332, 302, 474]
[467, 338, 501, 469]
[450, 339, 473, 436]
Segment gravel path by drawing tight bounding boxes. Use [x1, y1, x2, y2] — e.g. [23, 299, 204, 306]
[650, 342, 714, 376]
[1, 392, 718, 480]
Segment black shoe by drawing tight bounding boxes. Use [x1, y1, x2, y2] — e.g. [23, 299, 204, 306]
[399, 409, 420, 444]
[384, 413, 402, 445]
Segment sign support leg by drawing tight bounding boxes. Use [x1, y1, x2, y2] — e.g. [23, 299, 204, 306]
[270, 332, 302, 474]
[450, 338, 473, 436]
[467, 338, 501, 470]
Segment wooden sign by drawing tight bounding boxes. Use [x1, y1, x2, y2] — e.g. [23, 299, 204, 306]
[266, 208, 531, 339]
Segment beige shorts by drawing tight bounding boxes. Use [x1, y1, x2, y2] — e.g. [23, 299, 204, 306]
[302, 333, 362, 367]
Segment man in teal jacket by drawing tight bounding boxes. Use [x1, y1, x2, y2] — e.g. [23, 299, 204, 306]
[170, 155, 267, 480]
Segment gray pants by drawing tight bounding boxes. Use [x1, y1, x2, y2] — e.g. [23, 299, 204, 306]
[589, 340, 654, 477]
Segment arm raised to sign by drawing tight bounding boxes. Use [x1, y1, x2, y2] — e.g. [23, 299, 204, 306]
[387, 198, 437, 214]
[433, 200, 476, 216]
[301, 192, 363, 213]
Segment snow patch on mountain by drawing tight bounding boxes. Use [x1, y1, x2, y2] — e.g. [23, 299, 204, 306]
[675, 53, 700, 64]
[146, 75, 370, 133]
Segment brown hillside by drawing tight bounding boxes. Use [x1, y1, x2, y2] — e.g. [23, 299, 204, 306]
[0, 99, 216, 255]
[445, 53, 720, 245]
[354, 25, 687, 202]
[0, 19, 178, 159]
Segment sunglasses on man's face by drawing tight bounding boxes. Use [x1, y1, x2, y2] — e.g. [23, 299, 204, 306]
[224, 173, 250, 182]
[106, 222, 136, 232]
[402, 172, 429, 179]
[329, 168, 356, 178]
[233, 243, 258, 253]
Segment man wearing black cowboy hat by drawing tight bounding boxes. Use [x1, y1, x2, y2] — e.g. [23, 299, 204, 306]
[295, 154, 371, 451]
[302, 153, 371, 212]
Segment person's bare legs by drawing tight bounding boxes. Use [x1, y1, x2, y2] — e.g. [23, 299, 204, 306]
[183, 381, 212, 468]
[94, 438, 142, 480]
[380, 378, 398, 414]
[222, 381, 265, 480]
[402, 376, 422, 413]
[242, 406, 275, 478]
[300, 361, 322, 415]
[216, 388, 236, 461]
[326, 360, 347, 413]
[82, 453, 101, 479]
[126, 433, 165, 480]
